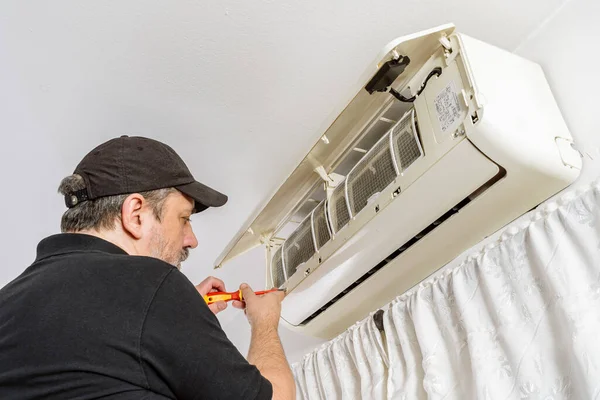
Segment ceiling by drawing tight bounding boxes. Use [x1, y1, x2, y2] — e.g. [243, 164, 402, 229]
[0, 0, 568, 361]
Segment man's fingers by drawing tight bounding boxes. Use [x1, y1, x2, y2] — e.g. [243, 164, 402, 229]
[207, 276, 226, 292]
[208, 301, 227, 315]
[195, 276, 227, 297]
[240, 283, 256, 301]
[232, 300, 245, 309]
[274, 290, 286, 301]
[260, 290, 285, 302]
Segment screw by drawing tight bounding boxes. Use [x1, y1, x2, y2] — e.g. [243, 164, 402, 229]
[453, 128, 465, 138]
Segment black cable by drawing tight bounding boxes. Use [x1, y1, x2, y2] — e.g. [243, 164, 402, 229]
[389, 67, 443, 103]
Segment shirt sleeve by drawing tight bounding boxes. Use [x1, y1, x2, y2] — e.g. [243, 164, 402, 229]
[140, 269, 273, 400]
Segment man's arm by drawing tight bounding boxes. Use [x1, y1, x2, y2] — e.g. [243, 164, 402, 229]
[240, 284, 296, 400]
[140, 269, 274, 400]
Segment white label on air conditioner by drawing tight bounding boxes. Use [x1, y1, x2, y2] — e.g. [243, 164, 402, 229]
[434, 81, 461, 132]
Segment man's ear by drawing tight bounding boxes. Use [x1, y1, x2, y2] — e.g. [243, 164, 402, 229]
[121, 193, 146, 239]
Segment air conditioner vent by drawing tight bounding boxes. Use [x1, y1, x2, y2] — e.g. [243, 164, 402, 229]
[271, 247, 285, 288]
[311, 201, 331, 250]
[328, 184, 351, 234]
[282, 216, 315, 277]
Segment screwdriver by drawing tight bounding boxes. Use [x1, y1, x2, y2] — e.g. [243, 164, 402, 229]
[203, 288, 285, 305]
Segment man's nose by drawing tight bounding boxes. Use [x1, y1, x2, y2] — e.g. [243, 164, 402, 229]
[184, 227, 199, 249]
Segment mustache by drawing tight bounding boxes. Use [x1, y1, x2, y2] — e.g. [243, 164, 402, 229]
[179, 248, 190, 263]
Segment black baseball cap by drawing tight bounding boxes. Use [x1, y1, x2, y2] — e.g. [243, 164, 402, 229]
[64, 135, 228, 213]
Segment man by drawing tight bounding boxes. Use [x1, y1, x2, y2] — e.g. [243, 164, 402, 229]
[0, 136, 295, 399]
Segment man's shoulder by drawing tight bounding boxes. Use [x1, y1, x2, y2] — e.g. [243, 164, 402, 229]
[21, 249, 179, 296]
[106, 252, 176, 271]
[66, 250, 175, 273]
[84, 253, 196, 295]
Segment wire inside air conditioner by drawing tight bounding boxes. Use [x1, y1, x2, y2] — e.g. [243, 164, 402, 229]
[388, 67, 443, 103]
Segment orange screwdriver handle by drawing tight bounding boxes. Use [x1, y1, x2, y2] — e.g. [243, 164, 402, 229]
[203, 288, 283, 305]
[203, 290, 241, 305]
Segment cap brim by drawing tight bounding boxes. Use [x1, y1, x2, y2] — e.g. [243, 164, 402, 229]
[176, 181, 228, 213]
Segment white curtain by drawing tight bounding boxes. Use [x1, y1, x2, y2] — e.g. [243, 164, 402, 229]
[293, 181, 600, 399]
[293, 318, 389, 399]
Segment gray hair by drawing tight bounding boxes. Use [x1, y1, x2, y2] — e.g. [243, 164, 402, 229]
[58, 174, 177, 233]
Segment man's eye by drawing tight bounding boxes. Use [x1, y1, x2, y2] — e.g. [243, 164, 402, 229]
[183, 217, 192, 224]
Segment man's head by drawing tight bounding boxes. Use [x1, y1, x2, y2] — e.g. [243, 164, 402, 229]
[58, 136, 227, 269]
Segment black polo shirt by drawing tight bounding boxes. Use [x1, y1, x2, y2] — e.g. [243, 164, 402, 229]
[0, 234, 272, 400]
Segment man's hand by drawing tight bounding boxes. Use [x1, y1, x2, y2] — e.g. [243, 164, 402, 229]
[195, 276, 228, 315]
[238, 283, 285, 330]
[242, 283, 294, 400]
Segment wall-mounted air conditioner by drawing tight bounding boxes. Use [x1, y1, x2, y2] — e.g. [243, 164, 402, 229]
[215, 24, 581, 339]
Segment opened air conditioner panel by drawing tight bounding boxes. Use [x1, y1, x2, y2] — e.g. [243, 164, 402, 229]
[214, 24, 456, 269]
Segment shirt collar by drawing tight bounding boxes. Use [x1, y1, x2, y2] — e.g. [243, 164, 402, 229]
[35, 233, 129, 262]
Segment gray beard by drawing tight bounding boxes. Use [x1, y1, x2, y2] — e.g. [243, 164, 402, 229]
[149, 231, 190, 270]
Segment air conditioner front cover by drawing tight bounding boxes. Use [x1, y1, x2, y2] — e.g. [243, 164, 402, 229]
[214, 24, 457, 269]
